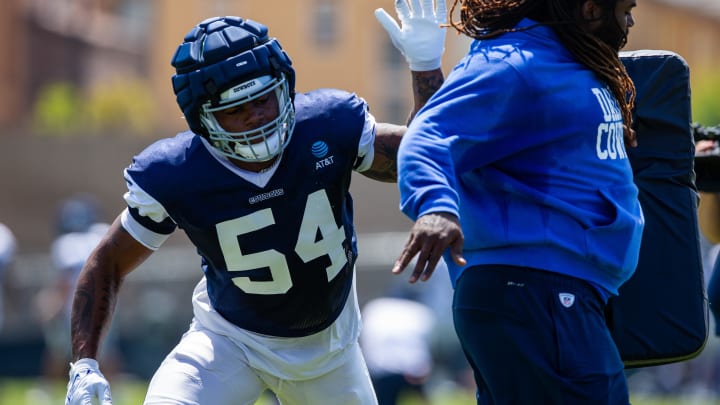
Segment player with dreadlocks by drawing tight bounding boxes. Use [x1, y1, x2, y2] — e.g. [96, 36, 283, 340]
[392, 0, 640, 403]
[450, 0, 637, 146]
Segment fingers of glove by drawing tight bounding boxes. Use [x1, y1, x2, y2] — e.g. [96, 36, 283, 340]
[420, 0, 446, 21]
[65, 391, 85, 405]
[66, 388, 96, 405]
[436, 0, 448, 21]
[421, 0, 434, 18]
[394, 0, 412, 22]
[81, 391, 111, 405]
[89, 378, 113, 405]
[101, 385, 113, 405]
[68, 373, 111, 405]
[374, 8, 402, 39]
[409, 0, 423, 17]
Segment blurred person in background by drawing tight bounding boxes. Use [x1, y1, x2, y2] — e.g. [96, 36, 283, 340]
[692, 132, 720, 397]
[696, 135, 720, 335]
[362, 260, 475, 404]
[0, 221, 17, 333]
[360, 288, 435, 405]
[64, 1, 447, 404]
[413, 260, 475, 394]
[33, 194, 121, 381]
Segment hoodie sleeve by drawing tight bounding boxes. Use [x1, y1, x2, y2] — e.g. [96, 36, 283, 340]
[397, 55, 531, 221]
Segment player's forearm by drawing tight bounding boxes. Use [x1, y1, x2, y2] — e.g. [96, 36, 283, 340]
[361, 123, 405, 182]
[70, 218, 153, 360]
[70, 262, 122, 360]
[408, 68, 444, 124]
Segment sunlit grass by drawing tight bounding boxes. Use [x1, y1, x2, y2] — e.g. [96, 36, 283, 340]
[1, 378, 719, 405]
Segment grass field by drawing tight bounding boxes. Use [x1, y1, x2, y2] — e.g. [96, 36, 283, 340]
[1, 378, 720, 405]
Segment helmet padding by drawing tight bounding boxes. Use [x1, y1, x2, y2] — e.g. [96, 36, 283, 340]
[170, 16, 296, 140]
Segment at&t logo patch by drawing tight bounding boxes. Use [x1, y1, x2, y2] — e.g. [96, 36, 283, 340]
[312, 141, 335, 170]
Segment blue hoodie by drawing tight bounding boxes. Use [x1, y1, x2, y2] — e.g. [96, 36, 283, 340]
[398, 19, 644, 297]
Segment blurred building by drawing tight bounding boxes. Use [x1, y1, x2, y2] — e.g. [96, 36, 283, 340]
[0, 0, 718, 134]
[0, 0, 148, 133]
[0, 0, 718, 251]
[628, 0, 720, 81]
[144, 0, 473, 129]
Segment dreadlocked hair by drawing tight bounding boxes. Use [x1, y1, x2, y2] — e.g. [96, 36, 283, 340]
[449, 0, 637, 146]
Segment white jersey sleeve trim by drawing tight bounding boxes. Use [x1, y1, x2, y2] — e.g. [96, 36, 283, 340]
[123, 169, 172, 224]
[354, 110, 376, 173]
[120, 208, 169, 251]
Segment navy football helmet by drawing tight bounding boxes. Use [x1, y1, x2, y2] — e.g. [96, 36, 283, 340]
[171, 16, 296, 162]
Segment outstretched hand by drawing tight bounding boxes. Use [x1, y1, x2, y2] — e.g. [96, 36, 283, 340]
[375, 0, 447, 71]
[393, 212, 465, 283]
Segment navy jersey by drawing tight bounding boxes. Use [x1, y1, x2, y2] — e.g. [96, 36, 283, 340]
[124, 89, 369, 337]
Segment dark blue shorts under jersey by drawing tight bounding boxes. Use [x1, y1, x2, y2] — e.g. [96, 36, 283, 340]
[452, 265, 630, 405]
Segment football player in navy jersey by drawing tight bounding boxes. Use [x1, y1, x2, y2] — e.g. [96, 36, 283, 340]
[64, 1, 447, 404]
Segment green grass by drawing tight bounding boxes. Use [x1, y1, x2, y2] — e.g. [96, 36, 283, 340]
[1, 378, 719, 405]
[0, 378, 148, 405]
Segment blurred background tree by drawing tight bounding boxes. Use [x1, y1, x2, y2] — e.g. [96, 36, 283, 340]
[32, 79, 156, 137]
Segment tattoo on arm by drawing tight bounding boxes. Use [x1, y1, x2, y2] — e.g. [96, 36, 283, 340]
[409, 69, 445, 124]
[361, 123, 405, 182]
[362, 69, 444, 182]
[69, 227, 139, 361]
[70, 268, 117, 360]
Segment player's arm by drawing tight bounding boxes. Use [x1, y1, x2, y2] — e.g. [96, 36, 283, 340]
[70, 215, 153, 361]
[362, 0, 447, 182]
[360, 70, 444, 183]
[375, 0, 446, 121]
[362, 122, 406, 182]
[66, 215, 153, 405]
[408, 69, 445, 123]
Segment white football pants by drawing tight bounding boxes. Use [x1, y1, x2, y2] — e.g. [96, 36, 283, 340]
[143, 326, 378, 405]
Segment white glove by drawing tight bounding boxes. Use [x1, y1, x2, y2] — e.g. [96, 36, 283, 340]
[375, 0, 447, 71]
[66, 358, 113, 405]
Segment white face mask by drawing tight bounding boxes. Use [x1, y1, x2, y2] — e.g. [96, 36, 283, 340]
[199, 75, 295, 162]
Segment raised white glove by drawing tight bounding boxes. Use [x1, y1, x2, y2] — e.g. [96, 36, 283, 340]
[375, 0, 447, 71]
[66, 358, 113, 405]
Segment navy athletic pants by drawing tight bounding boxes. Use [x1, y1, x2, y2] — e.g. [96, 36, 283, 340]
[452, 264, 630, 405]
